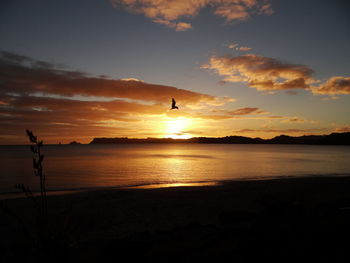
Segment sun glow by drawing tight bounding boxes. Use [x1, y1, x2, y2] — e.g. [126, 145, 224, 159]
[164, 118, 192, 139]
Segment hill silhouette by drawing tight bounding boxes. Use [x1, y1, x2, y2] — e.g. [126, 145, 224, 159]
[90, 132, 350, 145]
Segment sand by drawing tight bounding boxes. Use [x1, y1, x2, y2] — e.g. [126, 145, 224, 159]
[1, 176, 350, 262]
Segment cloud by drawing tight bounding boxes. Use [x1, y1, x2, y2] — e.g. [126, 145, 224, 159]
[214, 3, 249, 21]
[228, 44, 239, 49]
[233, 128, 326, 134]
[334, 126, 350, 133]
[238, 46, 252, 51]
[0, 51, 240, 143]
[202, 54, 315, 91]
[166, 106, 270, 120]
[312, 76, 350, 95]
[165, 108, 306, 122]
[153, 19, 193, 31]
[281, 117, 305, 123]
[111, 0, 273, 30]
[0, 51, 231, 106]
[174, 22, 193, 31]
[0, 94, 171, 144]
[203, 53, 350, 97]
[267, 116, 284, 119]
[0, 51, 32, 64]
[1, 95, 167, 116]
[212, 107, 267, 115]
[120, 77, 144, 82]
[285, 90, 298, 95]
[228, 43, 252, 51]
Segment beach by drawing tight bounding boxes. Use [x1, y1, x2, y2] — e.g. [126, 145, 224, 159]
[2, 176, 350, 262]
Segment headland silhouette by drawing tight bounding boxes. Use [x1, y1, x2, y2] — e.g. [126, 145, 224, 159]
[90, 132, 350, 145]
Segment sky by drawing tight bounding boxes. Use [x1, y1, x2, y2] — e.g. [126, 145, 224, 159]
[0, 0, 350, 144]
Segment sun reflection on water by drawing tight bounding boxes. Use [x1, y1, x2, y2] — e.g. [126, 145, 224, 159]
[127, 182, 218, 189]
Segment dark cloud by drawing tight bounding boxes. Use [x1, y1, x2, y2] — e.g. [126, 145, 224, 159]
[0, 51, 230, 105]
[0, 51, 32, 64]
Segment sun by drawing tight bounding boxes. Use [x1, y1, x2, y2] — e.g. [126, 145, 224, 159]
[164, 118, 192, 139]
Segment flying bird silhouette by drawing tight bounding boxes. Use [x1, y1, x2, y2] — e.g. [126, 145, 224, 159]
[170, 98, 179, 110]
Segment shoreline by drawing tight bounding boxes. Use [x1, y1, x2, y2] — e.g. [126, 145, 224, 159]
[2, 175, 350, 261]
[2, 173, 350, 201]
[0, 181, 220, 201]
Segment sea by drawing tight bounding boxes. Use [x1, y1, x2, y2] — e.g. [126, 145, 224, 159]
[1, 144, 350, 195]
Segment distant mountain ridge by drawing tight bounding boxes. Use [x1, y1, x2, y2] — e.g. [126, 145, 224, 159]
[90, 132, 350, 145]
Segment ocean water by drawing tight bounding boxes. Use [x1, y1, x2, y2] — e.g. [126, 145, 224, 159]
[1, 144, 350, 194]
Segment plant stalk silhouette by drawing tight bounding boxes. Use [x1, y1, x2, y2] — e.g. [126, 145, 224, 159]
[26, 129, 48, 220]
[24, 129, 50, 261]
[0, 130, 77, 262]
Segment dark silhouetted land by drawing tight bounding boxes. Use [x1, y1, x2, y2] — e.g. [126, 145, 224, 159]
[69, 141, 82, 145]
[2, 176, 350, 262]
[90, 132, 350, 145]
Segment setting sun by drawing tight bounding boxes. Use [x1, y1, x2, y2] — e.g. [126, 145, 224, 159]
[164, 118, 192, 139]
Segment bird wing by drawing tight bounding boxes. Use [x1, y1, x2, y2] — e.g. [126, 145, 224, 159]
[172, 98, 176, 107]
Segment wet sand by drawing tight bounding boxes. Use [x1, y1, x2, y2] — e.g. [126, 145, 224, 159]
[1, 176, 350, 262]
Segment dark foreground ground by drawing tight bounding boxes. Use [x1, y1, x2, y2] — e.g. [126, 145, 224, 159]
[1, 176, 350, 262]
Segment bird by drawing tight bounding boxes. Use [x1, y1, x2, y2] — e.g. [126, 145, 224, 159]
[170, 98, 179, 110]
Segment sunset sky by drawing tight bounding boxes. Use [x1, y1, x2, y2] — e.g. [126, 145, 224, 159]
[1, 0, 350, 144]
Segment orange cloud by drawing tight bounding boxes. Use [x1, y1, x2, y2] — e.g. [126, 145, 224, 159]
[214, 3, 249, 21]
[0, 51, 241, 143]
[202, 54, 315, 91]
[238, 46, 252, 51]
[111, 0, 273, 30]
[281, 117, 305, 123]
[334, 126, 350, 133]
[212, 107, 267, 115]
[153, 19, 192, 31]
[120, 77, 144, 82]
[204, 53, 350, 98]
[312, 76, 350, 95]
[0, 93, 176, 144]
[165, 106, 272, 121]
[233, 128, 326, 134]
